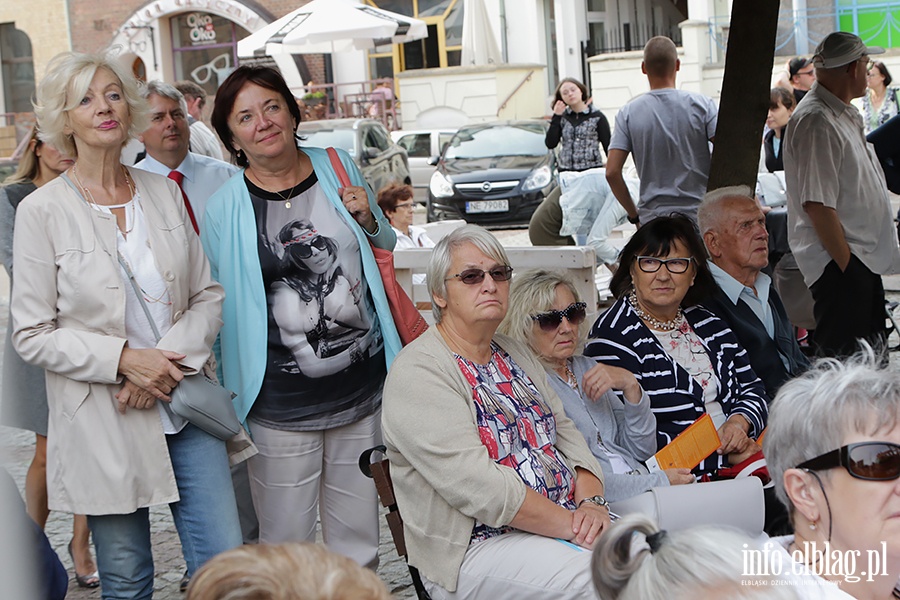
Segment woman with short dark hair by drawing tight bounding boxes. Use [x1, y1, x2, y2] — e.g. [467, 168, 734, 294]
[764, 87, 796, 172]
[376, 182, 433, 249]
[204, 65, 399, 567]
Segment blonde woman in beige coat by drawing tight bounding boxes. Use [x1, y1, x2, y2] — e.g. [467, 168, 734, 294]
[11, 51, 241, 598]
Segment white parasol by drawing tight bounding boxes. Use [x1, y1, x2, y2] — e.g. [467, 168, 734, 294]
[238, 0, 428, 58]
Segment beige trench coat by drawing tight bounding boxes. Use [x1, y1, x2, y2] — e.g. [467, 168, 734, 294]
[11, 168, 224, 515]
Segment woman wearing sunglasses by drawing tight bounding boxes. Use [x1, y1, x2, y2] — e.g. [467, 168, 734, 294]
[383, 225, 608, 598]
[585, 215, 769, 480]
[764, 355, 900, 598]
[500, 270, 695, 502]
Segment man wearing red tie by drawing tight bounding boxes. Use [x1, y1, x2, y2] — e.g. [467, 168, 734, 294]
[135, 81, 237, 234]
[134, 81, 252, 592]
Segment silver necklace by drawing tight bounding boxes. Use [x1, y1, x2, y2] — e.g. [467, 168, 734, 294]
[72, 164, 137, 234]
[627, 289, 683, 331]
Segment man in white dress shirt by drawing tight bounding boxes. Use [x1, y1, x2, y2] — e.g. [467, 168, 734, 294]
[135, 81, 237, 233]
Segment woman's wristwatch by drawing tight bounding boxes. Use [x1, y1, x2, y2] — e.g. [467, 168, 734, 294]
[577, 495, 609, 509]
[627, 213, 640, 225]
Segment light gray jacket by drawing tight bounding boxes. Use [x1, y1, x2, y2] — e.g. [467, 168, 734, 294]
[382, 328, 604, 592]
[547, 355, 669, 502]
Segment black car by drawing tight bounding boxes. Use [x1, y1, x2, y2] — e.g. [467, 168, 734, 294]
[296, 118, 411, 193]
[426, 120, 557, 226]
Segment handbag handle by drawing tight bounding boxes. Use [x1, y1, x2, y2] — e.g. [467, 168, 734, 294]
[327, 147, 352, 189]
[116, 253, 164, 344]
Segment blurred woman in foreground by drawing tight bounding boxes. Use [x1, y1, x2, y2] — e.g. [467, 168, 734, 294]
[765, 353, 900, 599]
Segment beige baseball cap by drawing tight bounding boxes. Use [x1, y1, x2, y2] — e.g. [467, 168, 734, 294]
[813, 31, 884, 69]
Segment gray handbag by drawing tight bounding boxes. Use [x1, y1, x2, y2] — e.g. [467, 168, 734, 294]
[117, 253, 241, 440]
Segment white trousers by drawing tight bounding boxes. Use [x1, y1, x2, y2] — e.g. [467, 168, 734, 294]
[247, 411, 381, 568]
[423, 531, 596, 599]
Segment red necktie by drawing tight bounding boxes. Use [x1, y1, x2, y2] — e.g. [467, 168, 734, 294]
[167, 170, 199, 234]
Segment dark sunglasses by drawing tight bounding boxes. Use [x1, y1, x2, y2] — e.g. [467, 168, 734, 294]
[635, 256, 693, 274]
[446, 265, 514, 285]
[292, 236, 328, 259]
[796, 441, 900, 481]
[532, 302, 587, 332]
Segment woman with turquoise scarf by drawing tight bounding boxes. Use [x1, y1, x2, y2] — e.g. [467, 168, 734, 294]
[203, 66, 399, 569]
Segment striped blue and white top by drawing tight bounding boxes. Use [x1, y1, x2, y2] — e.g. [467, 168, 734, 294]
[584, 297, 769, 475]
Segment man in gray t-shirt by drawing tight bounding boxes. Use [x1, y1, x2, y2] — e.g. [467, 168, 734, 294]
[606, 36, 718, 225]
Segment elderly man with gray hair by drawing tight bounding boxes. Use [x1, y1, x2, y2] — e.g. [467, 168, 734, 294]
[698, 186, 809, 399]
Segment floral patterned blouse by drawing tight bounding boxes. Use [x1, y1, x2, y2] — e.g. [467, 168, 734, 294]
[455, 342, 576, 543]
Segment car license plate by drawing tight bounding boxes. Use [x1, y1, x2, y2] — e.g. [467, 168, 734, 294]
[466, 200, 509, 213]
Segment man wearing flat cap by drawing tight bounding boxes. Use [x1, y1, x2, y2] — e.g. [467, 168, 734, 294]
[784, 31, 900, 359]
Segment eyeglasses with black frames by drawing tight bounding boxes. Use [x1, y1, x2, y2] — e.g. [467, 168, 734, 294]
[635, 256, 693, 274]
[796, 441, 900, 481]
[532, 302, 588, 332]
[445, 265, 514, 285]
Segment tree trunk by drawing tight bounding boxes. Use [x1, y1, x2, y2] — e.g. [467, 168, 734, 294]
[707, 0, 781, 191]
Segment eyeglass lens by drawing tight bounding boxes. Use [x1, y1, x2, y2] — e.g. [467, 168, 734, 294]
[454, 266, 514, 285]
[534, 303, 587, 331]
[636, 256, 692, 273]
[848, 442, 900, 480]
[296, 237, 328, 258]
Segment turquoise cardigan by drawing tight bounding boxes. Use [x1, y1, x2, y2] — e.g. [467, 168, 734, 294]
[201, 146, 400, 423]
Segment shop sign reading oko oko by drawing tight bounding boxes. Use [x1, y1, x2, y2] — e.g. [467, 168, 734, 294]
[187, 12, 217, 45]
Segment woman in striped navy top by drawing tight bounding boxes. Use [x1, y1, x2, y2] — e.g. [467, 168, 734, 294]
[584, 215, 769, 477]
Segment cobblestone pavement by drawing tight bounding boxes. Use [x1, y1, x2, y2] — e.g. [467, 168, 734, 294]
[2, 418, 417, 599]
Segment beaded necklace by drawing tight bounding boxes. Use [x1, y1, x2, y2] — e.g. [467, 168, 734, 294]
[627, 289, 684, 331]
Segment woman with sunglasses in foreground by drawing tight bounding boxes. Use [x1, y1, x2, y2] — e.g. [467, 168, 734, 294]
[585, 215, 769, 480]
[383, 225, 608, 598]
[499, 270, 695, 503]
[764, 353, 900, 599]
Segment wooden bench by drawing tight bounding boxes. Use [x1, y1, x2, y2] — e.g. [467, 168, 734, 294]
[392, 245, 599, 323]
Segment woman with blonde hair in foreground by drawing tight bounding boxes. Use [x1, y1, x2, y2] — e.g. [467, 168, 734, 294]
[185, 542, 391, 600]
[13, 50, 240, 596]
[592, 514, 801, 600]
